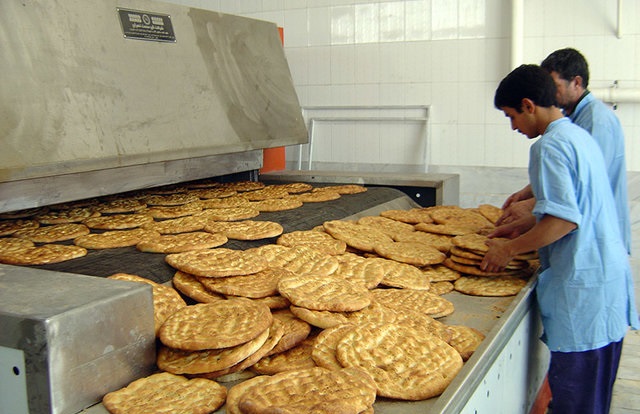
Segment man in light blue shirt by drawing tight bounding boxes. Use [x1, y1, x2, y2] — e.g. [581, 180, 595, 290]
[541, 48, 630, 253]
[484, 64, 639, 414]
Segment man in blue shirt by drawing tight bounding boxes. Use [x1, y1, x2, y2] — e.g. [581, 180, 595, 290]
[483, 64, 639, 414]
[497, 48, 631, 254]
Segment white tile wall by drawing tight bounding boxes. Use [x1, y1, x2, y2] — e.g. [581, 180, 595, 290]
[167, 0, 640, 173]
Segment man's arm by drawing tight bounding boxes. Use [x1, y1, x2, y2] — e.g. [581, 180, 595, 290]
[495, 197, 536, 226]
[501, 184, 534, 209]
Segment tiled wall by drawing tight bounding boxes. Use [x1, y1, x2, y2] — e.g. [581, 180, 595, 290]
[169, 0, 640, 173]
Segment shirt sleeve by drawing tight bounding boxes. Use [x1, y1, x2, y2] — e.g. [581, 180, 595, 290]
[530, 141, 583, 227]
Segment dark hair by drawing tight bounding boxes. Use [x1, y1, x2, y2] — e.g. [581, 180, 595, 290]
[540, 47, 590, 88]
[494, 64, 557, 112]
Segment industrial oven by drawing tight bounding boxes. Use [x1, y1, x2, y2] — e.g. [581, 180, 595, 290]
[0, 1, 549, 413]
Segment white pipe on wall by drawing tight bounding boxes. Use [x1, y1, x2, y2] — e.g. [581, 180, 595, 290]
[617, 0, 623, 39]
[511, 0, 524, 69]
[591, 87, 640, 104]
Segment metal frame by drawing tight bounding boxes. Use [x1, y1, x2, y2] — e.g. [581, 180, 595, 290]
[299, 105, 430, 171]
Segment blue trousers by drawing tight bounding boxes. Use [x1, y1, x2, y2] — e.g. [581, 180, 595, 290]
[548, 340, 624, 414]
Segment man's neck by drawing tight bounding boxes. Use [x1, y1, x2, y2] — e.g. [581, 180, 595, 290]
[564, 90, 590, 116]
[538, 106, 565, 135]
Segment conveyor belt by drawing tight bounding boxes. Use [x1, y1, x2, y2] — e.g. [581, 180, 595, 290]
[33, 186, 411, 284]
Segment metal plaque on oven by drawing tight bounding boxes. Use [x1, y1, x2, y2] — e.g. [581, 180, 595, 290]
[117, 8, 176, 42]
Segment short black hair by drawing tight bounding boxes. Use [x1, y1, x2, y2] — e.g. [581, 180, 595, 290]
[494, 64, 557, 112]
[540, 47, 590, 88]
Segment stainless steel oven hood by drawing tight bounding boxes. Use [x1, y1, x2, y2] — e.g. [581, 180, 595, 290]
[0, 0, 307, 212]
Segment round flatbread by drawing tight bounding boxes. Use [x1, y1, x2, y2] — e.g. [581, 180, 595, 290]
[196, 207, 259, 222]
[290, 305, 350, 330]
[250, 197, 304, 212]
[107, 273, 187, 335]
[332, 254, 386, 289]
[374, 258, 431, 290]
[429, 206, 494, 231]
[83, 213, 153, 230]
[136, 232, 228, 253]
[268, 309, 312, 356]
[447, 325, 486, 361]
[335, 322, 463, 400]
[191, 188, 237, 199]
[197, 267, 293, 299]
[429, 281, 455, 295]
[422, 264, 461, 282]
[165, 248, 268, 278]
[374, 241, 446, 266]
[240, 186, 290, 201]
[323, 220, 393, 253]
[454, 275, 528, 297]
[102, 372, 226, 414]
[204, 220, 283, 240]
[371, 288, 454, 319]
[278, 273, 371, 312]
[144, 194, 200, 206]
[296, 190, 341, 203]
[0, 244, 87, 265]
[171, 271, 227, 303]
[199, 196, 252, 209]
[159, 299, 273, 351]
[322, 184, 367, 194]
[0, 219, 40, 236]
[255, 245, 339, 277]
[143, 202, 203, 219]
[379, 208, 434, 224]
[234, 367, 376, 414]
[34, 207, 100, 224]
[75, 228, 159, 249]
[414, 222, 477, 236]
[277, 230, 347, 256]
[141, 215, 206, 234]
[220, 180, 265, 192]
[95, 198, 146, 214]
[273, 182, 313, 194]
[357, 215, 415, 239]
[394, 230, 452, 252]
[476, 204, 503, 224]
[12, 223, 90, 243]
[311, 323, 355, 370]
[0, 237, 34, 254]
[250, 337, 317, 375]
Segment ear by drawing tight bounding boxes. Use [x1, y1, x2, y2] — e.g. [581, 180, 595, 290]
[521, 98, 536, 113]
[573, 75, 584, 89]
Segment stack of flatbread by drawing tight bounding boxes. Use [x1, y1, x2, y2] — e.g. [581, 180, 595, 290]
[443, 233, 537, 297]
[156, 299, 281, 378]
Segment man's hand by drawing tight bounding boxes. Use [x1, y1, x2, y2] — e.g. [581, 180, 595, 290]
[482, 215, 536, 272]
[496, 198, 536, 226]
[488, 215, 536, 239]
[481, 238, 513, 273]
[501, 184, 534, 209]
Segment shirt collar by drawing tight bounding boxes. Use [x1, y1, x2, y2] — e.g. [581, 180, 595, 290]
[564, 90, 591, 117]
